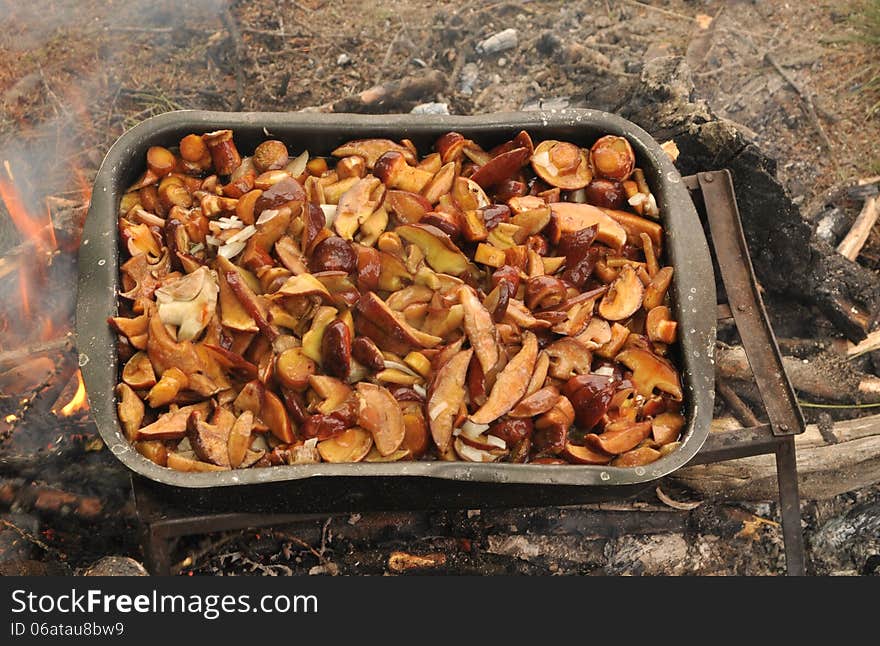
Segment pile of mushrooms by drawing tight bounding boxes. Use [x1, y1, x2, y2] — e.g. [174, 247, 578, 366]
[110, 127, 685, 472]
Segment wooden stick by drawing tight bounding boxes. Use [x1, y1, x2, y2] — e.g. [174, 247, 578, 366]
[717, 379, 760, 428]
[0, 236, 56, 281]
[848, 328, 880, 359]
[837, 195, 879, 261]
[0, 335, 72, 371]
[675, 413, 880, 500]
[301, 70, 447, 114]
[622, 0, 694, 22]
[717, 343, 880, 403]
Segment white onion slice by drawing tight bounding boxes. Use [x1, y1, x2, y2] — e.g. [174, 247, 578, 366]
[217, 240, 246, 259]
[461, 420, 490, 437]
[320, 204, 337, 226]
[284, 150, 309, 178]
[225, 224, 257, 245]
[256, 209, 280, 226]
[217, 215, 244, 230]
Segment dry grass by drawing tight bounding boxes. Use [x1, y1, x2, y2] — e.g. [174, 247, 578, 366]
[852, 0, 880, 116]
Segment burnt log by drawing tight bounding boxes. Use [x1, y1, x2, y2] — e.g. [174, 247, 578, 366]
[674, 414, 880, 501]
[588, 57, 880, 341]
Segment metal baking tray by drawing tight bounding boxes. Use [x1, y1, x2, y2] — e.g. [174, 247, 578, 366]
[76, 110, 716, 501]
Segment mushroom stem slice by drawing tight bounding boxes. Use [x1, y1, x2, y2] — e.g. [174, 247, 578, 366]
[470, 331, 539, 425]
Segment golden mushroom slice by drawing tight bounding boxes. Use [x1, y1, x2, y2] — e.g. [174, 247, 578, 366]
[548, 202, 627, 250]
[331, 139, 417, 169]
[309, 372, 351, 406]
[356, 382, 406, 456]
[584, 420, 652, 455]
[396, 224, 471, 276]
[652, 412, 685, 445]
[616, 347, 683, 401]
[531, 140, 592, 190]
[227, 410, 254, 469]
[470, 331, 539, 425]
[647, 306, 678, 344]
[561, 441, 613, 465]
[334, 176, 385, 240]
[317, 427, 374, 463]
[122, 351, 157, 390]
[598, 265, 645, 321]
[427, 348, 474, 453]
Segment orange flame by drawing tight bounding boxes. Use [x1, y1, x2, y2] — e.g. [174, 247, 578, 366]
[59, 369, 88, 417]
[18, 271, 30, 318]
[0, 161, 57, 249]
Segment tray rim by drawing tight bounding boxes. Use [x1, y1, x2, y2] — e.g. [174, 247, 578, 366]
[75, 108, 716, 489]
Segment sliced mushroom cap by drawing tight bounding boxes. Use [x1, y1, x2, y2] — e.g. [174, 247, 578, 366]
[598, 265, 645, 321]
[616, 347, 683, 400]
[187, 410, 232, 467]
[590, 135, 635, 181]
[386, 189, 433, 224]
[562, 441, 613, 465]
[331, 139, 417, 168]
[470, 331, 539, 424]
[548, 202, 627, 250]
[116, 383, 145, 441]
[435, 131, 472, 163]
[119, 249, 172, 301]
[458, 285, 499, 375]
[355, 291, 442, 353]
[356, 382, 406, 456]
[646, 305, 678, 344]
[611, 446, 661, 467]
[531, 140, 592, 189]
[333, 176, 385, 240]
[544, 337, 592, 381]
[134, 402, 212, 441]
[396, 223, 471, 276]
[451, 176, 490, 211]
[584, 420, 652, 455]
[427, 348, 473, 453]
[599, 208, 663, 252]
[122, 351, 157, 389]
[652, 411, 685, 445]
[470, 146, 530, 189]
[276, 272, 334, 303]
[317, 427, 373, 463]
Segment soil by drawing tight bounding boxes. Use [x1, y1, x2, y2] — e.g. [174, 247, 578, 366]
[0, 0, 878, 575]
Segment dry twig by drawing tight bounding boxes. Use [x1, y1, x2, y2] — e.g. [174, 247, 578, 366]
[655, 486, 702, 511]
[172, 531, 242, 575]
[0, 519, 66, 561]
[0, 335, 72, 371]
[848, 328, 880, 360]
[837, 195, 879, 261]
[717, 378, 761, 428]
